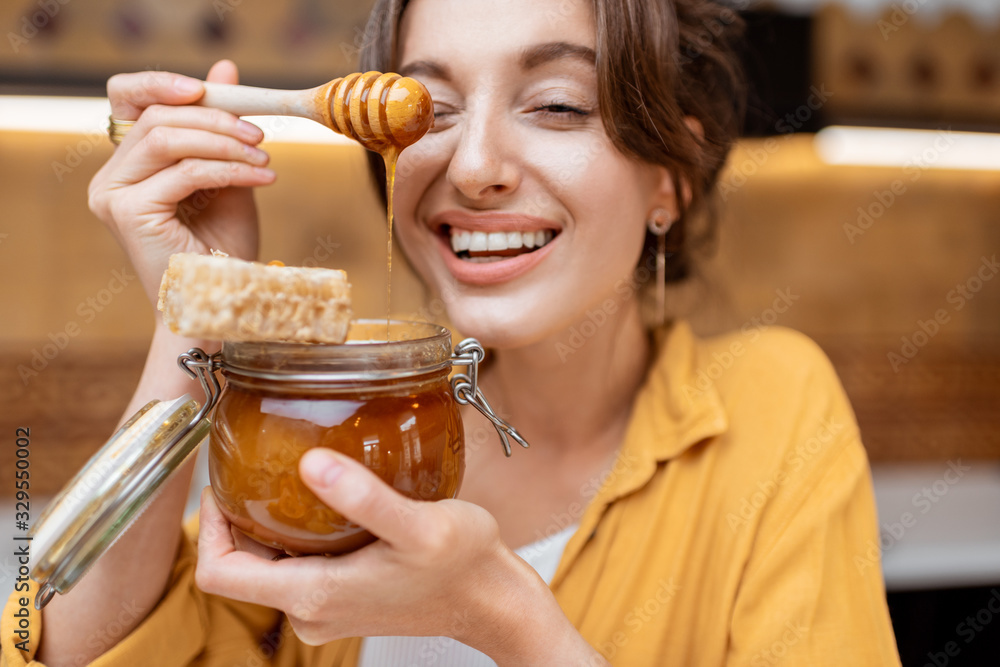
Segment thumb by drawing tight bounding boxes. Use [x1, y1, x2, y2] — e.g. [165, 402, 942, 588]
[206, 59, 239, 85]
[299, 449, 423, 549]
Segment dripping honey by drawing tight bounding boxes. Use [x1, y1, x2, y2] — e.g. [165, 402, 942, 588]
[383, 146, 400, 342]
[332, 73, 431, 343]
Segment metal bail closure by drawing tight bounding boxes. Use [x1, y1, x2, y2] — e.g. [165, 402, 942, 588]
[30, 348, 222, 610]
[450, 339, 530, 457]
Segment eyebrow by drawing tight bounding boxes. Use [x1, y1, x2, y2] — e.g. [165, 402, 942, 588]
[398, 41, 596, 82]
[398, 60, 451, 81]
[520, 41, 596, 70]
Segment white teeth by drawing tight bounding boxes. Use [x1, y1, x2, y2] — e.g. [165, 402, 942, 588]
[468, 231, 488, 252]
[450, 230, 472, 253]
[466, 256, 505, 263]
[487, 232, 508, 251]
[448, 227, 556, 254]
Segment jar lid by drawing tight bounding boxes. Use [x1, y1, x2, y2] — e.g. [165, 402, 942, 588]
[29, 395, 210, 609]
[220, 319, 454, 384]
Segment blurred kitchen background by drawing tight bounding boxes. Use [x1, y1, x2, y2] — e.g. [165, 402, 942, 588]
[0, 0, 998, 664]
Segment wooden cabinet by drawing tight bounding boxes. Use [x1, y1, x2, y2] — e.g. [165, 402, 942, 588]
[0, 0, 375, 90]
[815, 5, 1000, 125]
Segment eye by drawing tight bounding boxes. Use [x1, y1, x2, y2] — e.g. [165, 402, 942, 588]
[429, 103, 460, 131]
[532, 103, 589, 117]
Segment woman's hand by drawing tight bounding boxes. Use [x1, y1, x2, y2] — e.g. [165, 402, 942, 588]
[88, 59, 276, 307]
[195, 449, 608, 665]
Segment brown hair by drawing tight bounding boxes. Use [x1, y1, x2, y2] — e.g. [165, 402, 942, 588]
[360, 0, 745, 285]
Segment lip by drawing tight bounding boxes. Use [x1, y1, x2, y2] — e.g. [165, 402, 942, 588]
[428, 210, 562, 287]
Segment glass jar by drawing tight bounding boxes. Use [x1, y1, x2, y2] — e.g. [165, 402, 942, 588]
[210, 320, 464, 555]
[27, 320, 528, 610]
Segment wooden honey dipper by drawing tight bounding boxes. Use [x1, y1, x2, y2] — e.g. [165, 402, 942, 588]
[196, 71, 434, 151]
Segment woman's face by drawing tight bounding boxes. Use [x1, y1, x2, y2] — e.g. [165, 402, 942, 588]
[392, 0, 671, 348]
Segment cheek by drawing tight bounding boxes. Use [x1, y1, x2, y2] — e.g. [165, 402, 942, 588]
[562, 151, 654, 301]
[550, 141, 652, 259]
[541, 133, 617, 196]
[533, 131, 651, 220]
[392, 134, 454, 223]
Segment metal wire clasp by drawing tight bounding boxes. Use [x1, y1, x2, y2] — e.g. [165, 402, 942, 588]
[450, 339, 530, 457]
[178, 348, 222, 421]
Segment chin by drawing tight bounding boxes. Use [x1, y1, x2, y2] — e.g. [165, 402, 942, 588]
[438, 292, 569, 351]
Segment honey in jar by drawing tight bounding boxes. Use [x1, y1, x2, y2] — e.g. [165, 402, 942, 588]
[209, 320, 464, 555]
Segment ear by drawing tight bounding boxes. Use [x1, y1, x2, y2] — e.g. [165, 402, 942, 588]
[649, 116, 704, 220]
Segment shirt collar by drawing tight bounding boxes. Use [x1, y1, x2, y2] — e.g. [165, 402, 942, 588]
[596, 320, 730, 503]
[550, 320, 729, 588]
[640, 319, 730, 459]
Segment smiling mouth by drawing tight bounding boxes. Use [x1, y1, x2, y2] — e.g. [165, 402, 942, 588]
[442, 226, 558, 263]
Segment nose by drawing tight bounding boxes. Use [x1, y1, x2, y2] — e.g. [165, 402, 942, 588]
[446, 106, 522, 203]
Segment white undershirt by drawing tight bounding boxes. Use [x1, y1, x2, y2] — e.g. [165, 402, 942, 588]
[357, 522, 579, 667]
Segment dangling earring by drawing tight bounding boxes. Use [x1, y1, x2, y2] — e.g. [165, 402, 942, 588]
[646, 207, 675, 327]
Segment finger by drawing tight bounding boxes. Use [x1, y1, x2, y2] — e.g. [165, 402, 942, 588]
[198, 489, 337, 614]
[112, 126, 269, 185]
[196, 488, 291, 602]
[299, 449, 425, 550]
[197, 487, 239, 561]
[108, 71, 205, 121]
[206, 59, 239, 85]
[125, 157, 275, 211]
[117, 104, 264, 152]
[231, 525, 285, 561]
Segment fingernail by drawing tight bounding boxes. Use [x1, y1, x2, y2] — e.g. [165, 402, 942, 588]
[304, 450, 344, 487]
[244, 145, 269, 165]
[237, 120, 263, 142]
[174, 77, 202, 95]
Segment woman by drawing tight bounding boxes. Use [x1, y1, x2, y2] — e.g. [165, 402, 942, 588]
[3, 0, 901, 665]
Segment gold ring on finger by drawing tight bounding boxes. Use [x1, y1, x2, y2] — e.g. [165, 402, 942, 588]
[107, 115, 136, 146]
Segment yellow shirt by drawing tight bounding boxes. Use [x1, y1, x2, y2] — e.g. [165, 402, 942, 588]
[2, 322, 901, 666]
